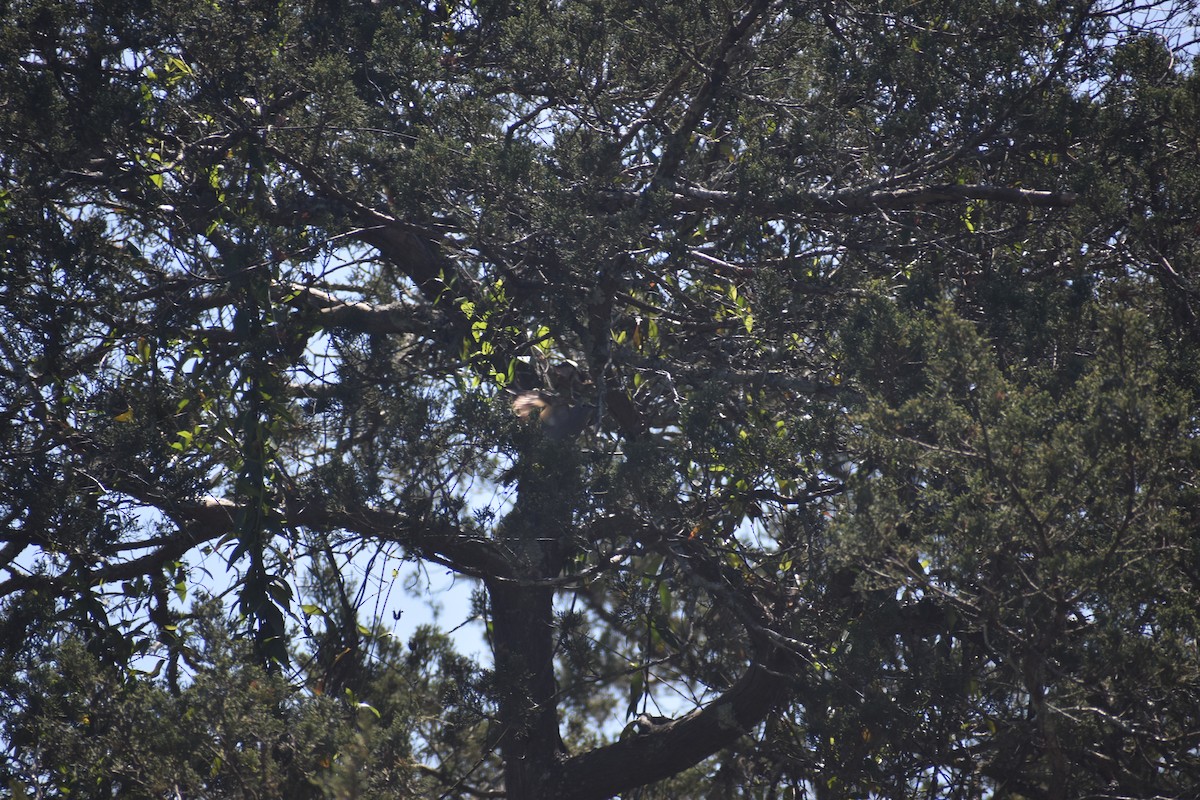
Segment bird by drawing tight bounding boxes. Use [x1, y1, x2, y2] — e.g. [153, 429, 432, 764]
[511, 389, 595, 439]
[509, 361, 598, 439]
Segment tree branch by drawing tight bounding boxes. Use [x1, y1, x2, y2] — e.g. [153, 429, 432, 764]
[599, 182, 1077, 215]
[0, 492, 511, 602]
[547, 643, 793, 800]
[280, 282, 446, 336]
[645, 0, 773, 196]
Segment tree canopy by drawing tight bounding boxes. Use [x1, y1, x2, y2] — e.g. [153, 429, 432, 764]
[2, 0, 1200, 797]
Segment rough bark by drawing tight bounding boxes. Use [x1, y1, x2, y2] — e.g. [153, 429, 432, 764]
[488, 438, 577, 799]
[488, 577, 567, 799]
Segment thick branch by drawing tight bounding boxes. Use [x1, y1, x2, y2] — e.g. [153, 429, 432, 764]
[0, 498, 233, 600]
[281, 282, 445, 336]
[547, 643, 794, 800]
[290, 501, 511, 578]
[0, 493, 511, 601]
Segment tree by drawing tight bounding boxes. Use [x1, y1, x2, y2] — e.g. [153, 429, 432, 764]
[0, 592, 474, 799]
[2, 0, 1199, 797]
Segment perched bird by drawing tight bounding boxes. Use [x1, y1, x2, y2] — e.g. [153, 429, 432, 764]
[511, 389, 595, 440]
[509, 361, 597, 439]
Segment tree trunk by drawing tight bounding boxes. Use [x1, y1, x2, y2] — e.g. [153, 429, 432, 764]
[489, 441, 577, 798]
[488, 577, 565, 799]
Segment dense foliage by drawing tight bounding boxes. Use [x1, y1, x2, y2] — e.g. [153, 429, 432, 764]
[2, 0, 1199, 797]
